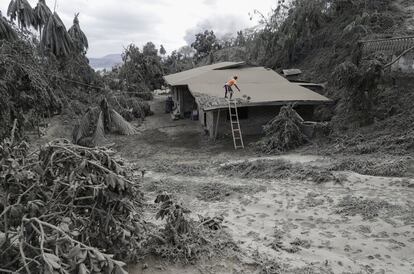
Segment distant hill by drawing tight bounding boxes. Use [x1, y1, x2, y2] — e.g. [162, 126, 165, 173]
[89, 54, 122, 71]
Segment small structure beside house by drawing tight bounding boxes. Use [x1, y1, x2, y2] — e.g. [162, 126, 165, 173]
[360, 36, 414, 73]
[163, 62, 331, 139]
[281, 68, 302, 81]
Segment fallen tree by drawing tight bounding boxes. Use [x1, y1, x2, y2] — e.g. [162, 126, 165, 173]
[145, 193, 233, 264]
[72, 98, 141, 147]
[256, 105, 308, 154]
[0, 132, 147, 273]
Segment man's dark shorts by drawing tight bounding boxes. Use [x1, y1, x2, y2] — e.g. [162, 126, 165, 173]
[224, 84, 233, 97]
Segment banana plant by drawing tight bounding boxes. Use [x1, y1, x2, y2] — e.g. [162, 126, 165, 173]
[0, 10, 18, 41]
[7, 0, 35, 30]
[68, 13, 88, 54]
[41, 12, 73, 57]
[34, 0, 52, 40]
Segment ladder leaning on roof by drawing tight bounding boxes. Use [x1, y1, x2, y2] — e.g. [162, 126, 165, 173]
[228, 99, 244, 150]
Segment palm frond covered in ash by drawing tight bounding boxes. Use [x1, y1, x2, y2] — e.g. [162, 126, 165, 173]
[7, 0, 35, 30]
[92, 111, 106, 145]
[72, 107, 100, 144]
[110, 109, 137, 135]
[33, 0, 51, 35]
[68, 13, 88, 54]
[0, 11, 18, 41]
[41, 12, 73, 56]
[73, 99, 138, 147]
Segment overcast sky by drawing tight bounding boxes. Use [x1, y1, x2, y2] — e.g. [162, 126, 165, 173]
[0, 0, 275, 57]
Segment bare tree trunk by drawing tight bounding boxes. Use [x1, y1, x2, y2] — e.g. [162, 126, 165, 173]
[100, 98, 111, 133]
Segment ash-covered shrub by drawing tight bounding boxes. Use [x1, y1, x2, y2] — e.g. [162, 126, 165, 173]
[255, 105, 308, 154]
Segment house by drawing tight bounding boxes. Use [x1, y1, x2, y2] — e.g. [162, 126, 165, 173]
[163, 62, 331, 139]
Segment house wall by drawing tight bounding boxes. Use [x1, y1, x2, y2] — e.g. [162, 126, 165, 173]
[206, 105, 315, 138]
[170, 85, 196, 118]
[199, 108, 206, 127]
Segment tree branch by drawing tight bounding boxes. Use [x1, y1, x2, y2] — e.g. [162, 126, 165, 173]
[383, 46, 414, 69]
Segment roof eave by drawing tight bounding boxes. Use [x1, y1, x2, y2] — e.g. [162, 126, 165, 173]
[203, 99, 333, 111]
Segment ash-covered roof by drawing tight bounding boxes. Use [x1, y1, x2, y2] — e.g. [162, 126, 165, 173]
[164, 62, 331, 111]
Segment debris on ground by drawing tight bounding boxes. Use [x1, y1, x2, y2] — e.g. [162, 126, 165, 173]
[304, 192, 325, 207]
[255, 105, 308, 154]
[154, 162, 209, 176]
[220, 157, 413, 181]
[330, 157, 413, 177]
[219, 159, 293, 179]
[219, 159, 343, 184]
[270, 228, 300, 254]
[335, 195, 403, 220]
[146, 193, 236, 264]
[108, 93, 153, 121]
[0, 138, 146, 273]
[290, 238, 312, 249]
[198, 215, 224, 230]
[196, 182, 267, 202]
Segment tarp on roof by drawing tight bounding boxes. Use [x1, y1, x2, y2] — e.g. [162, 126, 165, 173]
[164, 62, 331, 111]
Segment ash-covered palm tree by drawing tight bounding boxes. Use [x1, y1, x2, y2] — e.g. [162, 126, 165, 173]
[7, 0, 35, 30]
[68, 13, 88, 54]
[41, 12, 73, 57]
[0, 10, 18, 41]
[34, 0, 52, 39]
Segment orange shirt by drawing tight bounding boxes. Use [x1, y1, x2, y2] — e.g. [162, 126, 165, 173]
[227, 79, 237, 86]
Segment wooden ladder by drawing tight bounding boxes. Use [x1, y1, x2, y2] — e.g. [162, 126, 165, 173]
[228, 100, 245, 150]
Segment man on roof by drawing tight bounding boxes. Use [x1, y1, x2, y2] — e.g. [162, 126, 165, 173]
[224, 76, 241, 99]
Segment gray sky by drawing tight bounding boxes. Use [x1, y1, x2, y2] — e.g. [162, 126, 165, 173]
[0, 0, 275, 57]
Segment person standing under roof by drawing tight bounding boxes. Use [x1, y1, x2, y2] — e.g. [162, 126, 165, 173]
[224, 76, 241, 99]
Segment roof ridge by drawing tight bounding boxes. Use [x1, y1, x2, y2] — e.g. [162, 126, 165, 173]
[164, 62, 245, 85]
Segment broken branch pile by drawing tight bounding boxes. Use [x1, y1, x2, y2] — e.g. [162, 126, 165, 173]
[256, 105, 308, 154]
[335, 195, 402, 220]
[0, 138, 146, 273]
[145, 193, 234, 264]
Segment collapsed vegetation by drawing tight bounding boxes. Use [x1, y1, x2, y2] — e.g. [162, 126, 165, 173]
[0, 131, 146, 272]
[145, 193, 236, 263]
[218, 159, 344, 184]
[219, 156, 413, 179]
[330, 156, 413, 177]
[335, 195, 403, 220]
[255, 105, 308, 154]
[72, 98, 146, 147]
[0, 132, 235, 272]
